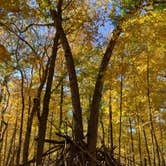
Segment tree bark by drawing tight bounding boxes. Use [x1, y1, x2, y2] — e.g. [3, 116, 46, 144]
[36, 31, 60, 165]
[87, 27, 121, 166]
[48, 112, 53, 165]
[16, 69, 25, 166]
[6, 117, 18, 166]
[146, 53, 160, 166]
[143, 126, 151, 166]
[52, 2, 84, 142]
[59, 80, 64, 130]
[118, 58, 123, 162]
[22, 57, 50, 165]
[137, 117, 143, 166]
[109, 94, 114, 152]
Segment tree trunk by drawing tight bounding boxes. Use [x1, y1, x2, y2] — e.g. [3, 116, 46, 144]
[16, 69, 25, 166]
[109, 94, 114, 152]
[6, 117, 18, 166]
[129, 117, 135, 166]
[118, 65, 123, 163]
[36, 31, 60, 165]
[3, 126, 8, 166]
[142, 127, 151, 166]
[146, 53, 160, 166]
[22, 57, 49, 165]
[158, 114, 166, 166]
[87, 27, 121, 166]
[48, 112, 53, 165]
[137, 117, 143, 166]
[52, 6, 84, 142]
[59, 80, 64, 130]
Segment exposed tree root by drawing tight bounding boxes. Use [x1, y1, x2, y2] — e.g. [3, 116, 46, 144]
[20, 134, 126, 166]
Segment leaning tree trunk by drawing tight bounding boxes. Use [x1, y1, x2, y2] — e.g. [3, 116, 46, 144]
[51, 1, 84, 142]
[87, 27, 121, 166]
[36, 30, 60, 165]
[87, 2, 144, 165]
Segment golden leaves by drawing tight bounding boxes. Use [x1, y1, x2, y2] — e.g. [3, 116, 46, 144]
[0, 44, 11, 62]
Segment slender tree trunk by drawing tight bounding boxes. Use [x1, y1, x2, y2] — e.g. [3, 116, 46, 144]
[158, 112, 166, 166]
[142, 127, 151, 166]
[129, 117, 135, 166]
[6, 117, 18, 166]
[16, 69, 25, 166]
[118, 72, 123, 163]
[137, 117, 143, 166]
[22, 58, 50, 165]
[146, 53, 160, 166]
[109, 94, 114, 152]
[0, 81, 10, 166]
[87, 27, 121, 166]
[133, 71, 143, 166]
[59, 80, 64, 130]
[0, 118, 7, 165]
[100, 117, 105, 145]
[48, 112, 53, 165]
[52, 5, 84, 142]
[144, 158, 147, 166]
[22, 102, 35, 166]
[36, 30, 60, 165]
[3, 127, 8, 166]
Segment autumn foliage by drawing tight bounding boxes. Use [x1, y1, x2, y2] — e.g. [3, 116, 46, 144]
[0, 0, 165, 166]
